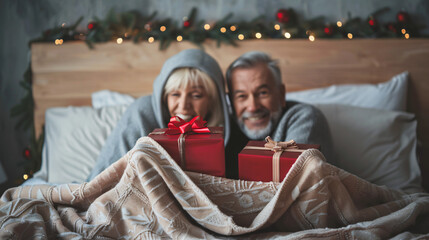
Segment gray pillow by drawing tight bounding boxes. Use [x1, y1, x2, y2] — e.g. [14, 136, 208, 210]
[314, 104, 422, 193]
[287, 72, 408, 111]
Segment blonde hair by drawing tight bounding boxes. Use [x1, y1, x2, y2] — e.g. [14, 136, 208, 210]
[163, 68, 224, 127]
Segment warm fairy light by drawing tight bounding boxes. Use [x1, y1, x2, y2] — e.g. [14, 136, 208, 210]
[309, 35, 315, 41]
[176, 35, 183, 42]
[204, 24, 211, 30]
[61, 23, 66, 27]
[148, 37, 154, 43]
[401, 29, 406, 34]
[337, 21, 343, 27]
[230, 25, 236, 31]
[160, 26, 166, 32]
[284, 32, 291, 39]
[220, 27, 227, 33]
[255, 32, 262, 39]
[238, 34, 244, 40]
[347, 33, 353, 39]
[77, 33, 85, 40]
[23, 174, 29, 180]
[54, 39, 63, 45]
[116, 38, 123, 44]
[274, 24, 281, 30]
[405, 33, 410, 39]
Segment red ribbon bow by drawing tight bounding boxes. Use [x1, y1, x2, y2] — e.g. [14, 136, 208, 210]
[166, 116, 211, 135]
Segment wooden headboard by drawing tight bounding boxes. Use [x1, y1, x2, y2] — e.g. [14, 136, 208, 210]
[31, 39, 429, 190]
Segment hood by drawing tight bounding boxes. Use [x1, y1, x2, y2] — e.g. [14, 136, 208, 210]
[151, 48, 231, 145]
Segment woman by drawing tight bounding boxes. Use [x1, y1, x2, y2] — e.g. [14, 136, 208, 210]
[88, 49, 231, 180]
[163, 67, 223, 127]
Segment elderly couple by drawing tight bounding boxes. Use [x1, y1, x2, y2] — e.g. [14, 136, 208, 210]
[88, 49, 334, 180]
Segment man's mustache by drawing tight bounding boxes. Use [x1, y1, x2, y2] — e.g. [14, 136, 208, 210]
[240, 108, 270, 121]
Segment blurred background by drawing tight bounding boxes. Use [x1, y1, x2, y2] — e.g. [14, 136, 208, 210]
[1, 0, 429, 194]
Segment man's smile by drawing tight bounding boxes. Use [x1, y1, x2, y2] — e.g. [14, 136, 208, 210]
[242, 110, 270, 129]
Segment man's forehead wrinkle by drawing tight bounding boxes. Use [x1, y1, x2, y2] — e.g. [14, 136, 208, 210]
[233, 83, 270, 94]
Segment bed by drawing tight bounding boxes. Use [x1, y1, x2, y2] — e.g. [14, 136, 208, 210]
[1, 39, 429, 238]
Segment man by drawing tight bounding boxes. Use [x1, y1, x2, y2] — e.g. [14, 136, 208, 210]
[224, 51, 335, 179]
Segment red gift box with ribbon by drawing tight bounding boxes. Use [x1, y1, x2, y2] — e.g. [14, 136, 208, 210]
[238, 137, 320, 182]
[148, 116, 225, 177]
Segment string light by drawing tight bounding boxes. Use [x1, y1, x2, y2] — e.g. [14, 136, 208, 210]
[274, 24, 281, 30]
[401, 29, 406, 34]
[160, 26, 166, 32]
[405, 33, 410, 39]
[255, 32, 262, 39]
[238, 34, 244, 40]
[54, 39, 63, 45]
[176, 35, 183, 42]
[309, 35, 315, 41]
[284, 32, 291, 39]
[78, 33, 85, 40]
[148, 37, 154, 43]
[23, 174, 28, 180]
[116, 38, 123, 44]
[230, 25, 236, 31]
[337, 21, 343, 27]
[204, 24, 211, 30]
[347, 33, 353, 39]
[220, 27, 227, 33]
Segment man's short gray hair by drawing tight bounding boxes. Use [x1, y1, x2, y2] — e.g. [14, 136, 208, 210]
[226, 51, 282, 93]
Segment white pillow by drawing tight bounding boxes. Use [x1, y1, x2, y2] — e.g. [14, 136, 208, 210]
[34, 105, 128, 184]
[92, 90, 135, 109]
[314, 104, 422, 193]
[287, 72, 408, 111]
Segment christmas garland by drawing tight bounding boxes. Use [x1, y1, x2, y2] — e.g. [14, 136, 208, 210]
[34, 7, 425, 49]
[11, 7, 426, 182]
[10, 65, 44, 184]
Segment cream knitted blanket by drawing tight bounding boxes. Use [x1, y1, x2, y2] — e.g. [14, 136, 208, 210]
[1, 137, 429, 239]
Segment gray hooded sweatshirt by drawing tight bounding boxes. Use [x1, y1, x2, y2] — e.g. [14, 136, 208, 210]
[88, 49, 231, 180]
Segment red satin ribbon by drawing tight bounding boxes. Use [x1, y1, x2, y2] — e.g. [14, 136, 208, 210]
[165, 116, 211, 135]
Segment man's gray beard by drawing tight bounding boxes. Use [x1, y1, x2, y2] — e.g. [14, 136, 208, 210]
[238, 108, 282, 140]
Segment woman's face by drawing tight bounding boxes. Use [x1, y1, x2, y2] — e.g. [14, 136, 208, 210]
[167, 84, 210, 122]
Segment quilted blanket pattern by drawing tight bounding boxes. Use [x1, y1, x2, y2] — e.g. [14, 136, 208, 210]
[1, 137, 429, 239]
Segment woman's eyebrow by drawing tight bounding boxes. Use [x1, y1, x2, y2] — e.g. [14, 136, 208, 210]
[190, 85, 204, 90]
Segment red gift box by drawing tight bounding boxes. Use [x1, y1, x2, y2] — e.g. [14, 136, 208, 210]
[239, 137, 320, 182]
[148, 119, 225, 177]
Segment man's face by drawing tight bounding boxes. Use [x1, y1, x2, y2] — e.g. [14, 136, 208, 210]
[230, 63, 286, 139]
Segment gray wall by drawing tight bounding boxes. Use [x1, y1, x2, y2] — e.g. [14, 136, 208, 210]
[1, 0, 428, 193]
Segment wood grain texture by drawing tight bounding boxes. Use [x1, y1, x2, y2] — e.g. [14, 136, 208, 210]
[32, 39, 429, 190]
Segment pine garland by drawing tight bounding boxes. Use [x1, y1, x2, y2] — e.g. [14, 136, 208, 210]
[10, 65, 44, 183]
[35, 7, 426, 49]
